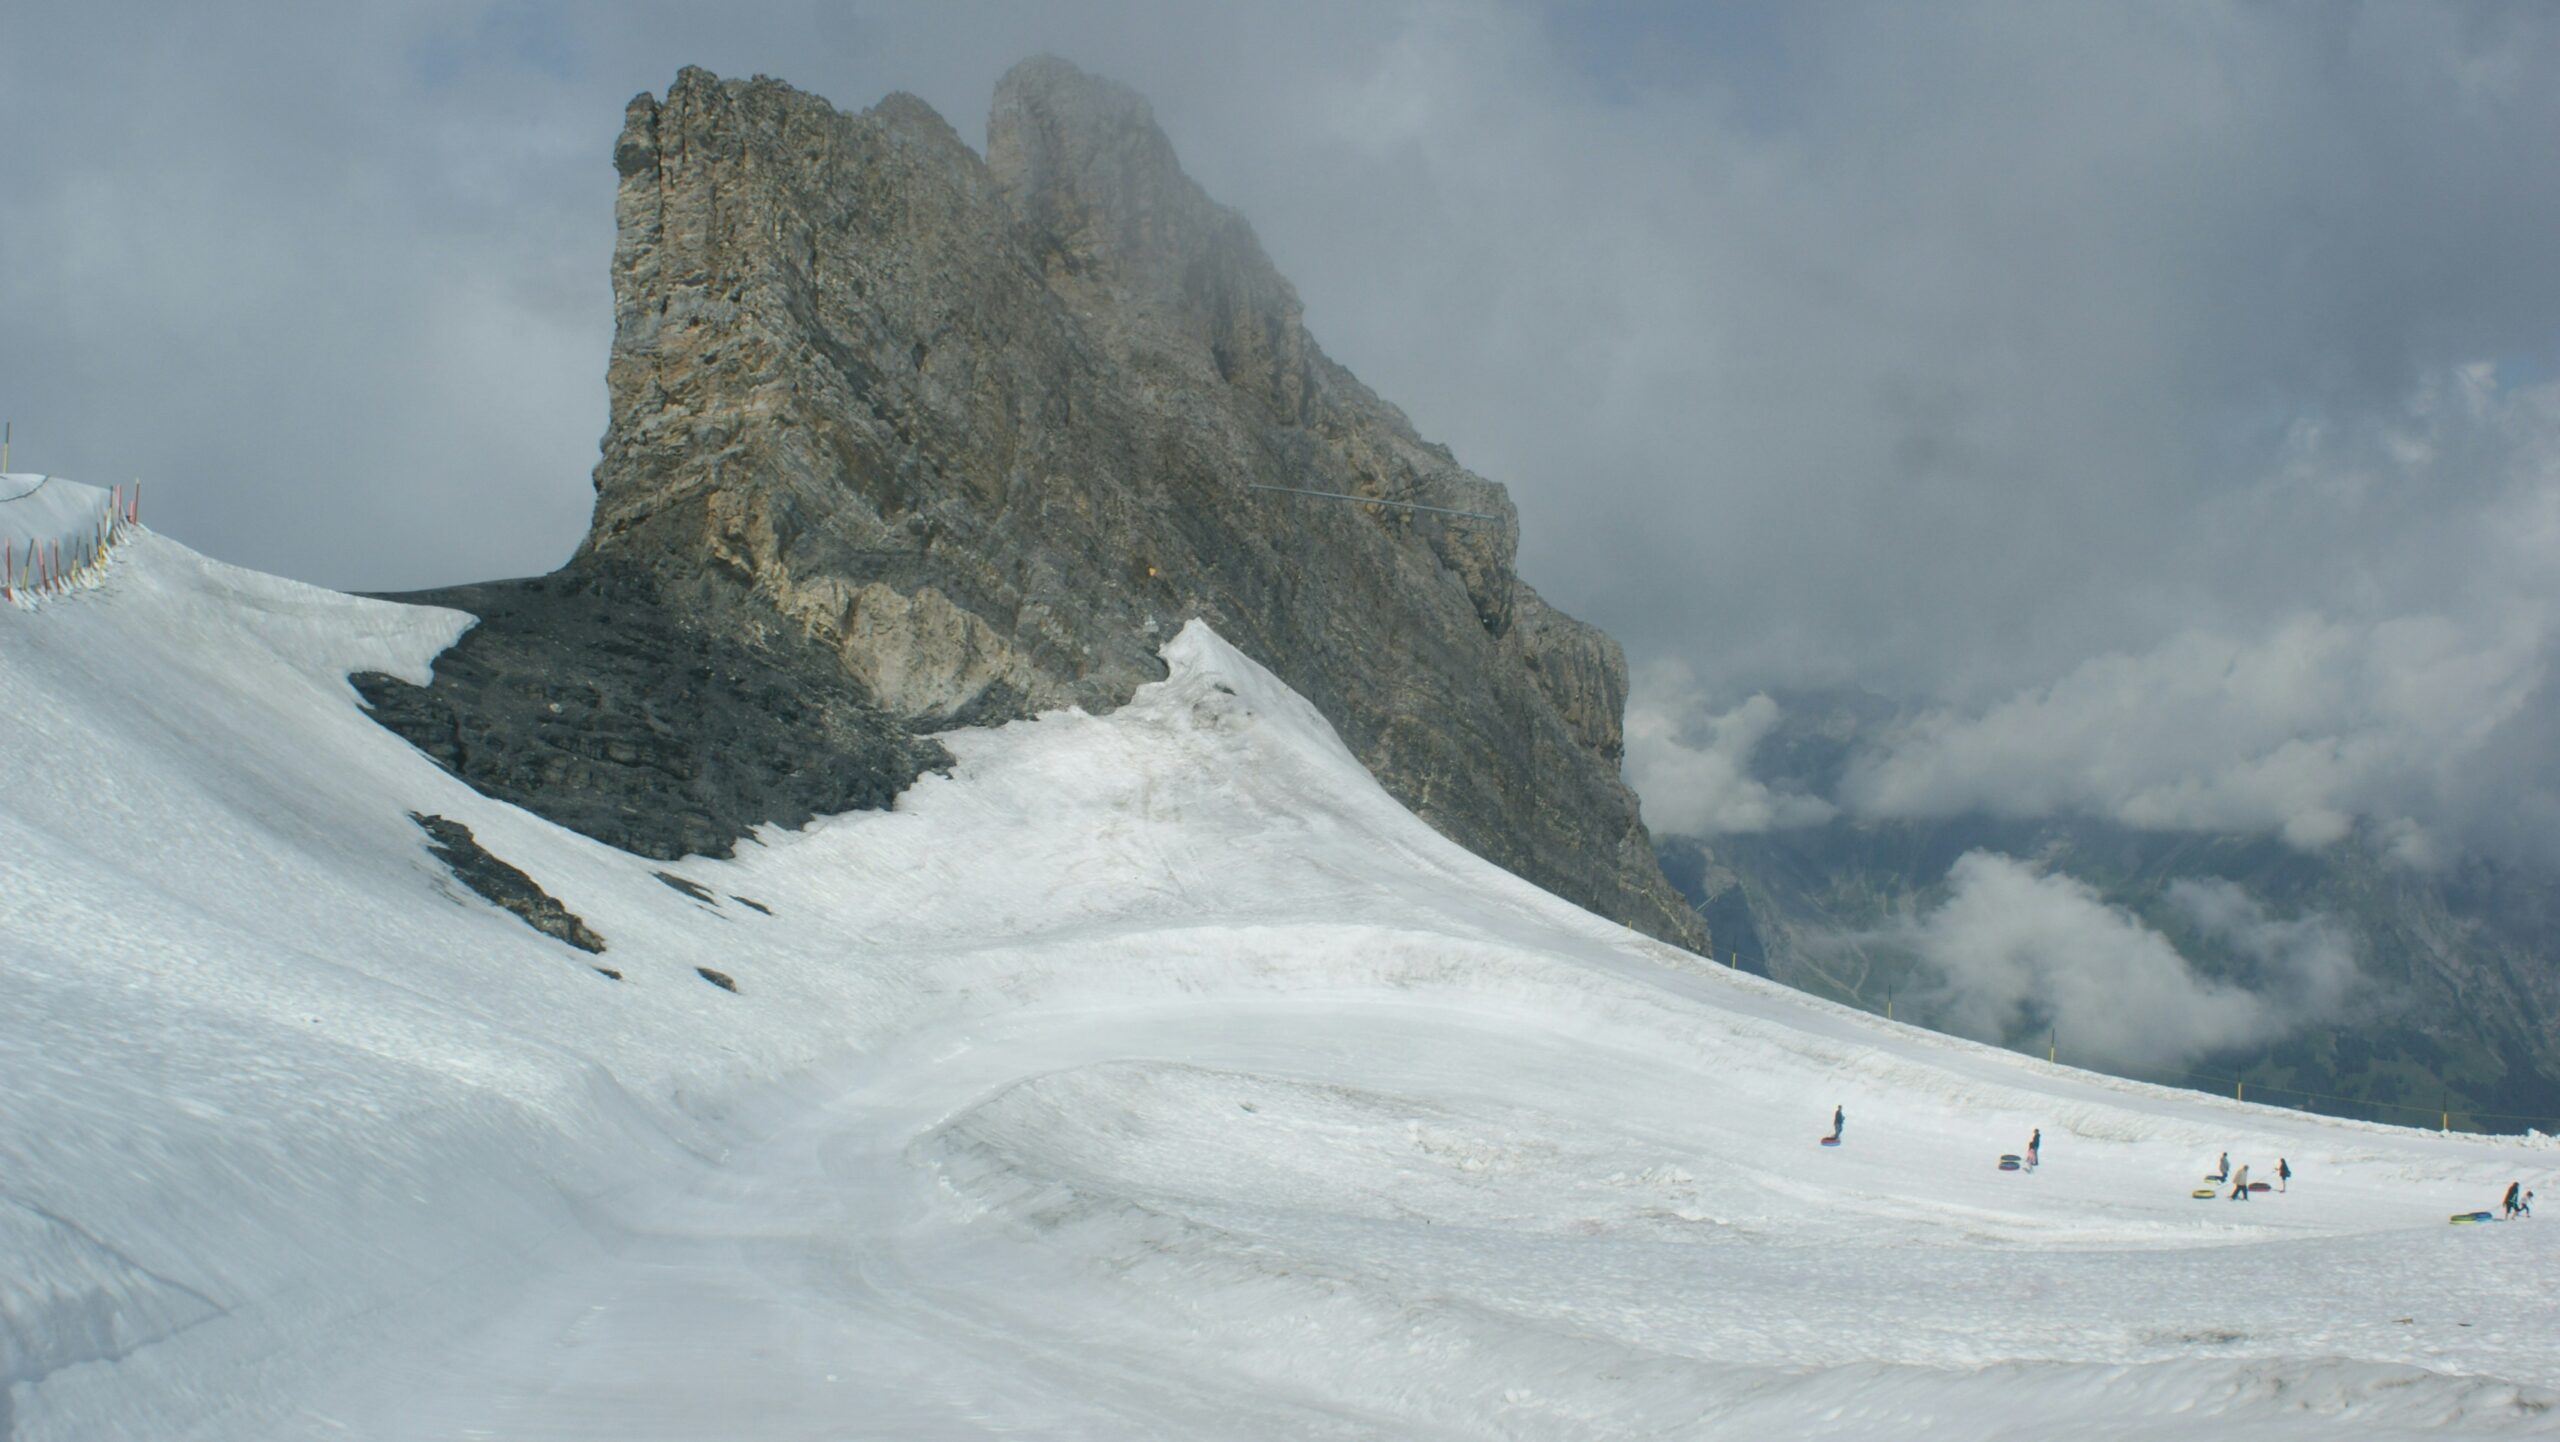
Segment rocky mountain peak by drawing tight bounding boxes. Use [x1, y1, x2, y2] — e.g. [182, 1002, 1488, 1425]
[989, 57, 1317, 432]
[365, 62, 1707, 952]
[988, 56, 1202, 279]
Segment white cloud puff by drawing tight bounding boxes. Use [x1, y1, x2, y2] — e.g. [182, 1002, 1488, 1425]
[1837, 612, 2542, 857]
[1884, 853, 2355, 1074]
[1625, 663, 1836, 836]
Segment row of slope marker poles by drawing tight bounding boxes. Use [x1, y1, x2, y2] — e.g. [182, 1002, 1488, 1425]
[2, 479, 142, 606]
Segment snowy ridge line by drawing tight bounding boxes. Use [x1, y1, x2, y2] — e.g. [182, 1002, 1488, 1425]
[1687, 943, 2560, 1149]
[1, 474, 144, 607]
[1788, 966, 2560, 1132]
[2150, 1064, 2560, 1132]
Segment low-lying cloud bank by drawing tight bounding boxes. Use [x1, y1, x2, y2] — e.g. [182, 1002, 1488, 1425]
[1837, 610, 2543, 863]
[1834, 853, 2360, 1075]
[1636, 367, 2560, 872]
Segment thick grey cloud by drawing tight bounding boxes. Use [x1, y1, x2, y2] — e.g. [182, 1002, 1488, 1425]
[5, 3, 2555, 862]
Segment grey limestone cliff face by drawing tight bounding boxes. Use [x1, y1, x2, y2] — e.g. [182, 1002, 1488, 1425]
[407, 59, 1702, 949]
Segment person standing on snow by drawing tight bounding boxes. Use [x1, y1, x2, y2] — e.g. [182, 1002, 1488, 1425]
[1832, 1105, 1846, 1142]
[2229, 1163, 2252, 1200]
[2277, 1158, 2291, 1193]
[2215, 1151, 2230, 1182]
[2027, 1128, 2041, 1168]
[2505, 1181, 2523, 1218]
[2523, 1190, 2535, 1218]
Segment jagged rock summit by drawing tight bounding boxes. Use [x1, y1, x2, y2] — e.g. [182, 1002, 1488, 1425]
[364, 58, 1705, 950]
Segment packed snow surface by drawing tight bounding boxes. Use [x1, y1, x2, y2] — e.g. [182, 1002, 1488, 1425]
[3, 530, 2556, 1439]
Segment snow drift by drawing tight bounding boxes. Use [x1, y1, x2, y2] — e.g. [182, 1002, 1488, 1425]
[2, 523, 2555, 1440]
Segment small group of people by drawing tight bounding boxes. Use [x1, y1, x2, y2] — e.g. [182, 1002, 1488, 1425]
[2213, 1151, 2291, 1200]
[1820, 1116, 2528, 1217]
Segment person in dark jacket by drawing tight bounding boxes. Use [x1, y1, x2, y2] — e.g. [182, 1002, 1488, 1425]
[1831, 1105, 1846, 1142]
[2277, 1158, 2291, 1193]
[2506, 1181, 2523, 1218]
[2027, 1128, 2041, 1168]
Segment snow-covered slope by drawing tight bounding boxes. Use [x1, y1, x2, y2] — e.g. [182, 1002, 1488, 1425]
[3, 530, 2555, 1440]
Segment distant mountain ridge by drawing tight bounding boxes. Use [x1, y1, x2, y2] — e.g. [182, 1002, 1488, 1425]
[358, 59, 1702, 949]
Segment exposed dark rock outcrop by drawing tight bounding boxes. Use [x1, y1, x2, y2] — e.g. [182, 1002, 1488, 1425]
[654, 871, 719, 904]
[357, 567, 948, 863]
[410, 811, 607, 954]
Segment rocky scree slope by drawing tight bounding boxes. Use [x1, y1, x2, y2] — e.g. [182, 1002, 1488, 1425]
[362, 58, 1703, 949]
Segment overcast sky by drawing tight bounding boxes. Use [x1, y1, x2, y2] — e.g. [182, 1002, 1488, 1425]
[7, 1, 2557, 864]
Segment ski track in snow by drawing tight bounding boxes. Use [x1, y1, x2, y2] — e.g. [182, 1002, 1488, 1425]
[3, 529, 2556, 1439]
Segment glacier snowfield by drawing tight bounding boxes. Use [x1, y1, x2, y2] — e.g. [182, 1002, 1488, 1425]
[4, 503, 2556, 1439]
